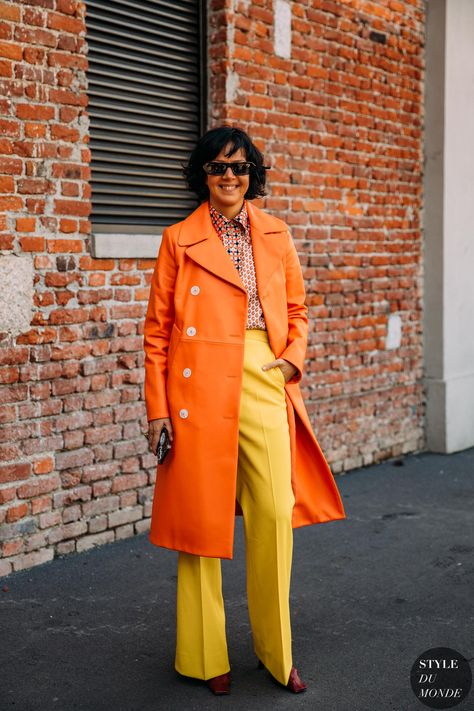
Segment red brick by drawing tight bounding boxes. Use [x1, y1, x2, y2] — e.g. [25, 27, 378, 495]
[53, 199, 91, 216]
[0, 40, 22, 60]
[17, 475, 60, 499]
[0, 486, 16, 504]
[48, 88, 87, 106]
[16, 104, 55, 120]
[27, 198, 46, 214]
[88, 514, 107, 534]
[0, 175, 14, 192]
[31, 495, 52, 514]
[14, 26, 56, 48]
[24, 122, 47, 138]
[0, 463, 31, 485]
[47, 12, 85, 34]
[2, 539, 24, 557]
[0, 4, 21, 22]
[110, 473, 147, 494]
[58, 218, 77, 233]
[76, 530, 114, 552]
[47, 50, 87, 69]
[48, 520, 87, 543]
[19, 236, 46, 251]
[108, 506, 143, 528]
[0, 234, 15, 249]
[0, 365, 19, 384]
[50, 486, 89, 511]
[11, 548, 54, 572]
[15, 217, 36, 232]
[23, 46, 45, 64]
[33, 458, 54, 475]
[56, 0, 81, 15]
[0, 157, 22, 174]
[22, 7, 44, 27]
[46, 238, 84, 253]
[18, 178, 53, 194]
[79, 256, 115, 271]
[6, 502, 29, 522]
[51, 124, 80, 142]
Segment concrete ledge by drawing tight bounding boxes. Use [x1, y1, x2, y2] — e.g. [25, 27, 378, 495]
[90, 232, 163, 259]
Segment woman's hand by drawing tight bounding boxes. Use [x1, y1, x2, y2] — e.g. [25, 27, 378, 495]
[262, 358, 298, 384]
[147, 417, 174, 456]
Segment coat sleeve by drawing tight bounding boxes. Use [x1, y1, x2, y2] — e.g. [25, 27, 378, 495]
[143, 227, 177, 421]
[279, 230, 309, 385]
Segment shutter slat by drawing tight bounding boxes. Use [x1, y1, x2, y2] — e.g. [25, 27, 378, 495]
[87, 55, 197, 90]
[89, 91, 198, 122]
[87, 0, 204, 228]
[87, 24, 198, 63]
[87, 69, 199, 97]
[86, 10, 196, 42]
[89, 0, 197, 26]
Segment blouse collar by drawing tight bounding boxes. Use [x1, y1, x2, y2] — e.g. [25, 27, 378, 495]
[209, 200, 250, 242]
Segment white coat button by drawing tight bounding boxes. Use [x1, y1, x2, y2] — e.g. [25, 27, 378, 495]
[190, 285, 200, 295]
[183, 368, 191, 378]
[186, 326, 196, 336]
[179, 408, 188, 418]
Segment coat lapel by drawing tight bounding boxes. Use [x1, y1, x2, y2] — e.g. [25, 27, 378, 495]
[177, 200, 288, 298]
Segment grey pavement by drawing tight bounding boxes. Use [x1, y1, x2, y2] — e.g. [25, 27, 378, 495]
[1, 447, 473, 711]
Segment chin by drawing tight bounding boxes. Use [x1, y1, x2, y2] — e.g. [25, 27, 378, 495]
[212, 194, 244, 209]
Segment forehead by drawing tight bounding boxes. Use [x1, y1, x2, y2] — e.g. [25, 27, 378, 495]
[213, 143, 247, 160]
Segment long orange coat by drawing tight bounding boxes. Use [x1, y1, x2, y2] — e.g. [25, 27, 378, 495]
[143, 199, 346, 558]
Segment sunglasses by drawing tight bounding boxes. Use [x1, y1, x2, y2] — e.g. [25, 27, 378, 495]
[202, 161, 256, 176]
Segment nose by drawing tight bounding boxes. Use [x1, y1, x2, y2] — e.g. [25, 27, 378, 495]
[223, 165, 234, 178]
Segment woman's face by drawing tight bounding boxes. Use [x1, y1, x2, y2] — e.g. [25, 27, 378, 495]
[205, 143, 250, 218]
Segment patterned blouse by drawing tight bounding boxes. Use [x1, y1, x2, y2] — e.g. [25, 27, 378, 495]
[209, 200, 267, 330]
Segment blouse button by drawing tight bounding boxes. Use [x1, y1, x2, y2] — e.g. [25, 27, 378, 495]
[179, 408, 188, 419]
[190, 285, 200, 295]
[183, 368, 191, 378]
[186, 326, 196, 337]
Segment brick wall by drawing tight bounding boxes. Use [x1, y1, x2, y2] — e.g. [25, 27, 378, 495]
[0, 0, 426, 576]
[209, 0, 426, 466]
[0, 0, 156, 576]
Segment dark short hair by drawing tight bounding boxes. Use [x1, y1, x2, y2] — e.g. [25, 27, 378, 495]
[183, 125, 269, 201]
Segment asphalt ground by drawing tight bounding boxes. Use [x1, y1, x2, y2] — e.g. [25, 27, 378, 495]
[1, 447, 473, 711]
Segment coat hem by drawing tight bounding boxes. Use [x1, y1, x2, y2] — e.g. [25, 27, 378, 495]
[293, 513, 346, 529]
[148, 513, 346, 558]
[148, 531, 234, 560]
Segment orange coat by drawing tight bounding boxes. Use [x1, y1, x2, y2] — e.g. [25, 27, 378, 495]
[144, 199, 346, 558]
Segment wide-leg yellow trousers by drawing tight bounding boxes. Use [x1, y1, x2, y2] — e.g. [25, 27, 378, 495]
[175, 329, 296, 686]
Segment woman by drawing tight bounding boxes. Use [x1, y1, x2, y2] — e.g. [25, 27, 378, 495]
[143, 125, 346, 696]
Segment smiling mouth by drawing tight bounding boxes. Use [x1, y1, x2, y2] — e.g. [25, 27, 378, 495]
[219, 185, 238, 191]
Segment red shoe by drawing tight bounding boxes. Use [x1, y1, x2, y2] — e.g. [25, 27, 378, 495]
[256, 658, 307, 693]
[206, 671, 231, 695]
[287, 666, 307, 693]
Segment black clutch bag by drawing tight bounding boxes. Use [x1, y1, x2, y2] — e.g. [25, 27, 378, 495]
[155, 424, 171, 464]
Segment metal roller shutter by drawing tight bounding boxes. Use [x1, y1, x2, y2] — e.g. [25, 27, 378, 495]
[86, 0, 206, 231]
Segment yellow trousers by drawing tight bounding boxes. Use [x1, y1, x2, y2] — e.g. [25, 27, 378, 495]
[175, 329, 295, 686]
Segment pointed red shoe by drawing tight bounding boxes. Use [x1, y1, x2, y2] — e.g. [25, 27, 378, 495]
[206, 671, 231, 695]
[287, 666, 307, 693]
[256, 658, 307, 693]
